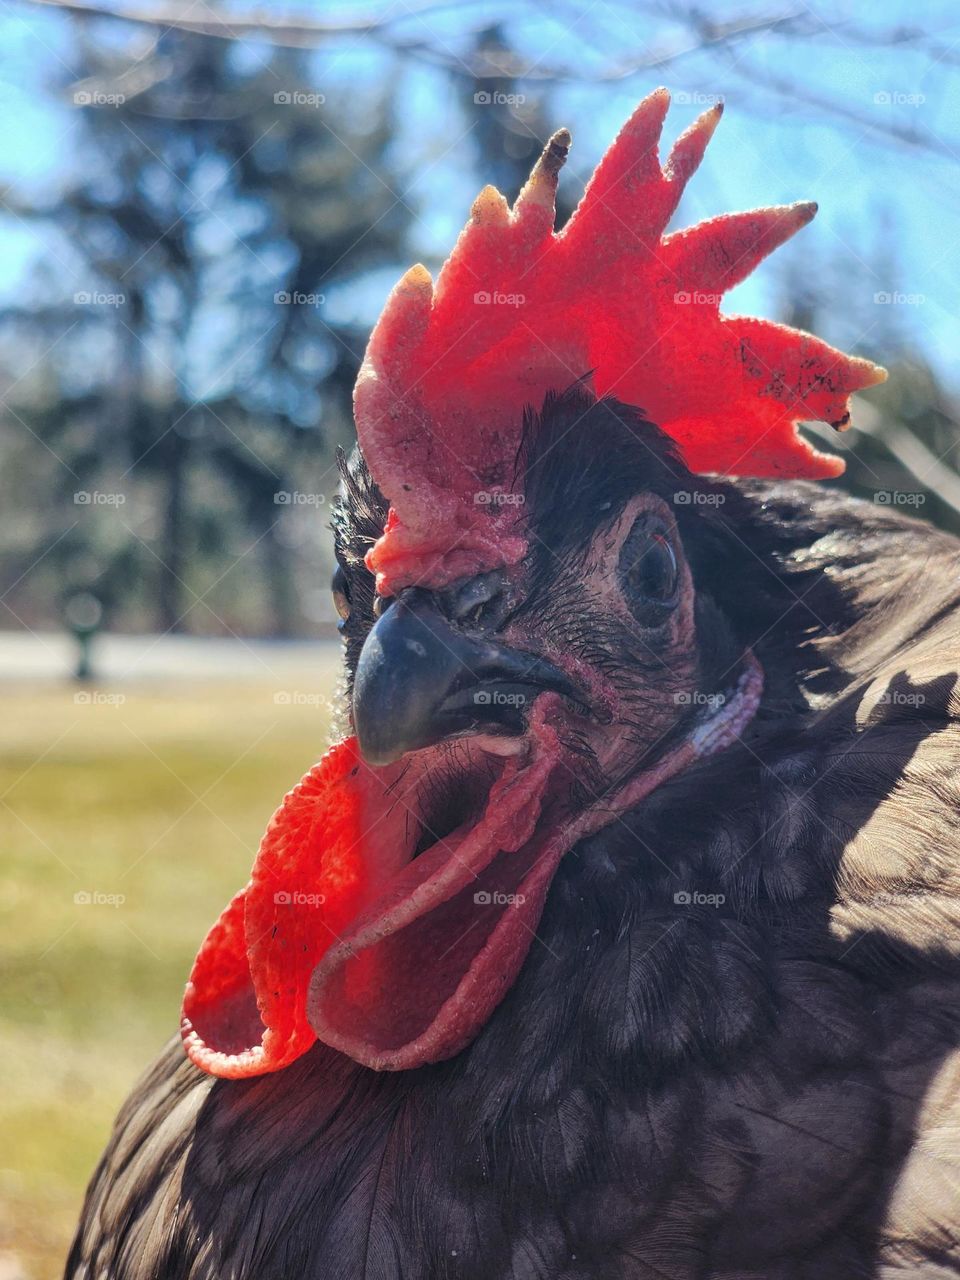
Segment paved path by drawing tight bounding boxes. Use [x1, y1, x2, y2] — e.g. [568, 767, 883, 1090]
[0, 630, 340, 682]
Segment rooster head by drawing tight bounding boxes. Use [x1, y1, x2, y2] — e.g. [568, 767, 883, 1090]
[182, 90, 885, 1077]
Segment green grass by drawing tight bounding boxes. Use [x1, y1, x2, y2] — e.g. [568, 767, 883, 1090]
[0, 670, 340, 1279]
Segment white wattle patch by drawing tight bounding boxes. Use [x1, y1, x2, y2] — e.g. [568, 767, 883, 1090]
[473, 734, 528, 757]
[690, 653, 764, 757]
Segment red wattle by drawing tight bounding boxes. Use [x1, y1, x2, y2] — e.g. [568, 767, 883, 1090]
[181, 739, 374, 1078]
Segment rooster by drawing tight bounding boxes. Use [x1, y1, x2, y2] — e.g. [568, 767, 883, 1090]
[67, 91, 960, 1279]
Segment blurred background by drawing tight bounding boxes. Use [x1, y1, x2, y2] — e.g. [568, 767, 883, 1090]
[1, 1, 958, 1274]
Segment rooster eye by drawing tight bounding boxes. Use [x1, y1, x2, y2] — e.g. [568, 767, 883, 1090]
[619, 516, 679, 625]
[332, 564, 351, 622]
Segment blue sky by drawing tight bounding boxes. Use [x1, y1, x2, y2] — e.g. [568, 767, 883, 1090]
[1, 0, 959, 388]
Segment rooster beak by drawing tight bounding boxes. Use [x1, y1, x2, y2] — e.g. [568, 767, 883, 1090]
[352, 585, 576, 767]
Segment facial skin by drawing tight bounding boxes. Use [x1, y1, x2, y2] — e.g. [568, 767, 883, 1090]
[333, 387, 746, 802]
[498, 491, 699, 791]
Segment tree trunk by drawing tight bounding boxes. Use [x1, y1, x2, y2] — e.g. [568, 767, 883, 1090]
[156, 422, 188, 634]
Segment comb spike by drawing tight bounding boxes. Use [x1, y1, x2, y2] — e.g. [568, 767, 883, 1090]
[663, 101, 723, 202]
[663, 202, 818, 296]
[728, 315, 887, 429]
[513, 127, 571, 242]
[432, 183, 513, 309]
[471, 183, 510, 227]
[563, 88, 672, 256]
[361, 263, 433, 386]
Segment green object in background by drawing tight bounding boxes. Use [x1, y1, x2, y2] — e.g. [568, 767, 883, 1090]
[63, 593, 103, 682]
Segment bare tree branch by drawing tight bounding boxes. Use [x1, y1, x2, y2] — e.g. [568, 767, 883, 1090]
[26, 0, 960, 159]
[23, 0, 832, 76]
[727, 58, 960, 160]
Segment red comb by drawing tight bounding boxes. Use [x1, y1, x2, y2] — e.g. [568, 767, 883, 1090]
[354, 89, 886, 596]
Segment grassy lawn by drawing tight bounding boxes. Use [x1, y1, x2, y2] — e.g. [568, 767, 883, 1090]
[0, 665, 341, 1279]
